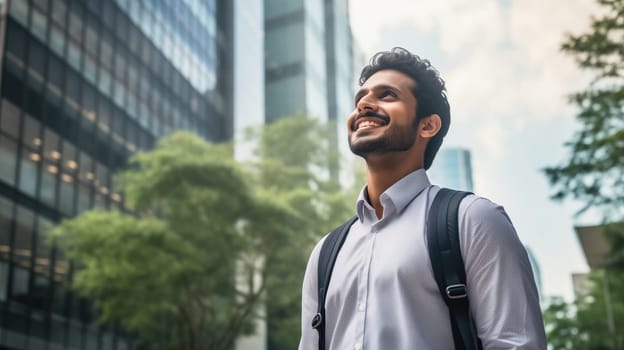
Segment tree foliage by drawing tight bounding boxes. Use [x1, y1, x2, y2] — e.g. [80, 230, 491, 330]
[245, 115, 357, 349]
[50, 116, 359, 350]
[543, 270, 624, 349]
[544, 0, 624, 219]
[52, 131, 304, 349]
[542, 1, 624, 348]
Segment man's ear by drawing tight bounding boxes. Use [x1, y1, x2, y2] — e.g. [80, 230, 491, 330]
[418, 114, 442, 139]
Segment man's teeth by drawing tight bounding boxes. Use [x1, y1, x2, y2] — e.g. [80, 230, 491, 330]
[357, 121, 382, 130]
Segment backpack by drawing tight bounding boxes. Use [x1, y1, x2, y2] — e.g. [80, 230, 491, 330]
[311, 188, 483, 350]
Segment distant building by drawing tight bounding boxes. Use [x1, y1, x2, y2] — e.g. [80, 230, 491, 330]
[263, 0, 354, 177]
[572, 272, 592, 299]
[427, 147, 474, 192]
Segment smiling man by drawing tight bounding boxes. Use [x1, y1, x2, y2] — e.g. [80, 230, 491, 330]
[298, 48, 546, 350]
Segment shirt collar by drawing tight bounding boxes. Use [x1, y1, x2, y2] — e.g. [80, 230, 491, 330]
[356, 169, 431, 223]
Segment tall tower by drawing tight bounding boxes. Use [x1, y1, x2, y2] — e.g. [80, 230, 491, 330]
[427, 147, 474, 192]
[264, 0, 328, 123]
[0, 0, 234, 348]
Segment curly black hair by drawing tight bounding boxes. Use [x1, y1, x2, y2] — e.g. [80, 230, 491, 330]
[359, 47, 450, 170]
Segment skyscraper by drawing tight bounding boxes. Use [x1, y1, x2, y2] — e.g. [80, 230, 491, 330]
[0, 0, 233, 348]
[427, 147, 474, 192]
[263, 0, 354, 181]
[264, 0, 328, 124]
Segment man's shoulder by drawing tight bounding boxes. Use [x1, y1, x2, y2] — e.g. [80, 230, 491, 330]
[459, 193, 504, 218]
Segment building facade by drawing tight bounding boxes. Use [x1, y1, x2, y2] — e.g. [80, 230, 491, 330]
[264, 0, 353, 182]
[427, 147, 474, 192]
[264, 0, 328, 124]
[0, 0, 233, 349]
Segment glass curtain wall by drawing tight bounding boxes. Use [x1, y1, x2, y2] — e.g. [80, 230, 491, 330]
[0, 0, 231, 349]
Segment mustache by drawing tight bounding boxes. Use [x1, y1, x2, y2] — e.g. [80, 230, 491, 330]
[351, 111, 390, 130]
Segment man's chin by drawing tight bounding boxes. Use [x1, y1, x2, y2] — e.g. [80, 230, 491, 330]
[349, 138, 386, 158]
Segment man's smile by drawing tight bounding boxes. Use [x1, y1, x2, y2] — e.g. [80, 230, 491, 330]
[351, 112, 390, 131]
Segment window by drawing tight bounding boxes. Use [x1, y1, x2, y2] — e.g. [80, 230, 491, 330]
[76, 182, 91, 213]
[83, 54, 96, 85]
[49, 25, 66, 58]
[114, 81, 126, 109]
[98, 66, 112, 95]
[47, 54, 64, 97]
[97, 105, 110, 135]
[78, 152, 93, 183]
[28, 40, 46, 81]
[86, 0, 99, 14]
[114, 52, 126, 82]
[31, 8, 48, 43]
[13, 205, 35, 269]
[22, 114, 42, 150]
[5, 21, 27, 63]
[43, 128, 60, 162]
[81, 84, 96, 124]
[66, 39, 82, 72]
[68, 11, 83, 44]
[58, 173, 74, 215]
[101, 1, 113, 28]
[32, 0, 48, 12]
[0, 196, 14, 252]
[115, 15, 129, 42]
[1, 99, 21, 138]
[51, 0, 67, 27]
[39, 159, 57, 208]
[9, 0, 29, 27]
[64, 70, 80, 111]
[84, 25, 98, 57]
[0, 136, 17, 185]
[99, 33, 113, 70]
[61, 140, 77, 172]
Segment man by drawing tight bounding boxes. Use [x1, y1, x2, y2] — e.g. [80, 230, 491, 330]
[298, 48, 546, 349]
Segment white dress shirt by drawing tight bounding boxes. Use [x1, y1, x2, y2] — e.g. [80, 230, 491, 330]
[299, 169, 546, 350]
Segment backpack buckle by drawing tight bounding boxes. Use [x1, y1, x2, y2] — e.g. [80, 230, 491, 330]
[311, 313, 323, 329]
[446, 284, 467, 299]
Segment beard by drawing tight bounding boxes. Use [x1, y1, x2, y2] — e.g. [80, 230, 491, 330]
[349, 122, 418, 158]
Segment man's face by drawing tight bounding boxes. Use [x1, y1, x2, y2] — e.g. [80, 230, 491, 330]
[347, 69, 419, 158]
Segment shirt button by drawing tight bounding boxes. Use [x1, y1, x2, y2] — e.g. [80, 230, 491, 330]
[358, 302, 365, 312]
[354, 343, 362, 350]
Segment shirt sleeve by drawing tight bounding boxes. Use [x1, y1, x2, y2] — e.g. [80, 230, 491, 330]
[298, 236, 326, 350]
[459, 197, 547, 350]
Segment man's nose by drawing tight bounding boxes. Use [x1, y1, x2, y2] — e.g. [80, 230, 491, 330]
[356, 95, 377, 114]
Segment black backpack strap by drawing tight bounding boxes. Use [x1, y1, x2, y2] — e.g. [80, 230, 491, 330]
[427, 188, 483, 350]
[311, 216, 357, 350]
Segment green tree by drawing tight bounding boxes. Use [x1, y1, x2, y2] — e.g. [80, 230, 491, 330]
[543, 1, 624, 348]
[543, 271, 624, 349]
[244, 115, 358, 349]
[544, 0, 624, 219]
[51, 132, 302, 350]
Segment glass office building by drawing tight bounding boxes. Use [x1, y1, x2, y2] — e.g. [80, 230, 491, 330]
[264, 0, 353, 183]
[264, 0, 329, 124]
[324, 0, 353, 177]
[427, 147, 474, 192]
[0, 0, 233, 348]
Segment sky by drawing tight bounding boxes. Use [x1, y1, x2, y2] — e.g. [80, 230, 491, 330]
[348, 0, 603, 301]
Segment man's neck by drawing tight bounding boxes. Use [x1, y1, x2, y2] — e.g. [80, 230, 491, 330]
[365, 154, 423, 219]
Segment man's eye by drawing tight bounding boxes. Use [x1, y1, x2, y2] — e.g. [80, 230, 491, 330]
[380, 91, 396, 99]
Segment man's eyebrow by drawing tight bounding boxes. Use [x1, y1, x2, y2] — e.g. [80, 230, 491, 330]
[354, 84, 401, 102]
